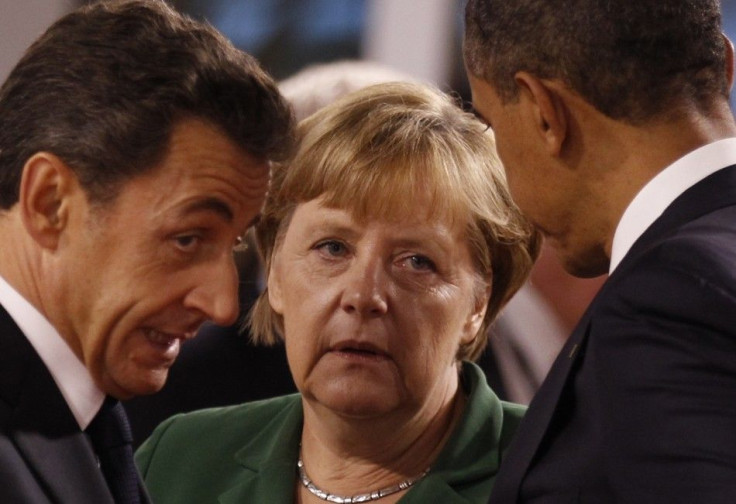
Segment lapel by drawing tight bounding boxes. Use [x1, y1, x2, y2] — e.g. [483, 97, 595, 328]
[220, 364, 505, 504]
[217, 397, 303, 504]
[487, 308, 592, 504]
[419, 362, 509, 502]
[0, 305, 114, 504]
[489, 164, 736, 503]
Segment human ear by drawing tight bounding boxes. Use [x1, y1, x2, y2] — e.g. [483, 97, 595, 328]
[461, 281, 491, 346]
[723, 33, 735, 91]
[18, 153, 76, 250]
[266, 250, 285, 315]
[514, 71, 568, 157]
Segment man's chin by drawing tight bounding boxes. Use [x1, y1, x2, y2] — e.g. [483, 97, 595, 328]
[548, 239, 610, 278]
[560, 251, 610, 279]
[102, 369, 170, 400]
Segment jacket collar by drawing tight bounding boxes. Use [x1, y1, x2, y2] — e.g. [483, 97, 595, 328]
[218, 362, 505, 504]
[218, 396, 302, 503]
[489, 164, 736, 503]
[0, 304, 115, 504]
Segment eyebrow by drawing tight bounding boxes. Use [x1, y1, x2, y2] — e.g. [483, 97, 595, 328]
[179, 197, 234, 222]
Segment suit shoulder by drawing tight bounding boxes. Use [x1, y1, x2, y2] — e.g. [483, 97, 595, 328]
[644, 212, 736, 286]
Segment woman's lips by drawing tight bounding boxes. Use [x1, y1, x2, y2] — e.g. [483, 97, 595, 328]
[329, 341, 391, 361]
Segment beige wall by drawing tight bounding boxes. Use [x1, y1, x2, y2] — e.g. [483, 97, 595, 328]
[363, 0, 456, 87]
[0, 0, 72, 83]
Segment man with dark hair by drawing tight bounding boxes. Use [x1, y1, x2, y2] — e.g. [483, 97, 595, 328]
[0, 0, 293, 502]
[465, 0, 736, 502]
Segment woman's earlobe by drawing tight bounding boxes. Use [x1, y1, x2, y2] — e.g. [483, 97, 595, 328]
[267, 258, 285, 315]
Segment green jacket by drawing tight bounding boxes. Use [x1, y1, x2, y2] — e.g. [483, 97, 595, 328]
[136, 362, 525, 503]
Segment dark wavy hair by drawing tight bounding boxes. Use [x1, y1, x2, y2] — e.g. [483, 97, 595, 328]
[0, 0, 294, 208]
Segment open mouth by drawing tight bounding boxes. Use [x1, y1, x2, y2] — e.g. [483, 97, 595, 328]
[144, 328, 185, 348]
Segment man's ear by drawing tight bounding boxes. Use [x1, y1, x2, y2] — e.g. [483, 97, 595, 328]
[18, 152, 77, 250]
[514, 71, 568, 157]
[723, 33, 735, 91]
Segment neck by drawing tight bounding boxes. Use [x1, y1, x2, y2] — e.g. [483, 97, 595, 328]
[298, 366, 465, 500]
[608, 107, 736, 246]
[561, 97, 736, 276]
[0, 211, 46, 315]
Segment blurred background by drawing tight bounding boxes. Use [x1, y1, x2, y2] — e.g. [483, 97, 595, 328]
[5, 0, 736, 106]
[0, 0, 465, 93]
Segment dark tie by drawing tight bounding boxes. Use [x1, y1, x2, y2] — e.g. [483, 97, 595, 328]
[86, 397, 141, 504]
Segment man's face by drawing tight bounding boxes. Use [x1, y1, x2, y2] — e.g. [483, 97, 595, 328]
[468, 73, 608, 277]
[52, 118, 269, 398]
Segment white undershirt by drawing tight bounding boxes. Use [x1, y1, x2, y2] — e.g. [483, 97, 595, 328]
[0, 274, 104, 429]
[610, 137, 736, 273]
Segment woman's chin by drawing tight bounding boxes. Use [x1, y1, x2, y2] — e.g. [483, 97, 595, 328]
[310, 383, 404, 419]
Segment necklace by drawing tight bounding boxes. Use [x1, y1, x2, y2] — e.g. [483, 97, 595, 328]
[297, 458, 430, 503]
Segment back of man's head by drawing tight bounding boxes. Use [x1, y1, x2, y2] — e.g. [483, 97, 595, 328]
[0, 0, 294, 209]
[464, 0, 729, 124]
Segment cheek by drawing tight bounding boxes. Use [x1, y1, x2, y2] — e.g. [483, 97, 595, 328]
[397, 294, 464, 360]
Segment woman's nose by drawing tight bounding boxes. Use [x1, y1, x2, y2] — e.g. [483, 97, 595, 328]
[339, 256, 388, 317]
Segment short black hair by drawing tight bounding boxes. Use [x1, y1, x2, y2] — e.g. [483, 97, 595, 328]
[464, 0, 729, 123]
[0, 0, 294, 208]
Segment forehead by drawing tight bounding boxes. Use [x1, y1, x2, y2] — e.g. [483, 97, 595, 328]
[113, 118, 270, 229]
[290, 196, 467, 242]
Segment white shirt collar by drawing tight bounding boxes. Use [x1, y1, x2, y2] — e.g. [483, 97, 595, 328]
[0, 274, 104, 429]
[610, 137, 736, 273]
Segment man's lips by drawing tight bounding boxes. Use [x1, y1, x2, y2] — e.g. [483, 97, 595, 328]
[143, 328, 195, 347]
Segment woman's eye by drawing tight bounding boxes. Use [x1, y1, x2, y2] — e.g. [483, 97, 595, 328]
[316, 240, 347, 257]
[407, 255, 436, 272]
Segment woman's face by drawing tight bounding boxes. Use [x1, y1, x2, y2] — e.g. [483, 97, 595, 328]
[268, 196, 489, 420]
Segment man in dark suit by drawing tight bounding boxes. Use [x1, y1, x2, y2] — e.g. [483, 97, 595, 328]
[0, 1, 293, 502]
[464, 0, 736, 501]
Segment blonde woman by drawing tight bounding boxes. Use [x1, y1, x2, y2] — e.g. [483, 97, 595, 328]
[136, 82, 539, 504]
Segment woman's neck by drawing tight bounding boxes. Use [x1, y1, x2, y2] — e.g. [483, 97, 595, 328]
[297, 368, 466, 502]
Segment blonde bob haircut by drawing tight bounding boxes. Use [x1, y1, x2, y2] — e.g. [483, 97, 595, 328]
[250, 81, 540, 361]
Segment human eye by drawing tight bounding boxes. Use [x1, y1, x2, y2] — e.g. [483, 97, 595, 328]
[315, 239, 348, 258]
[403, 254, 437, 272]
[172, 233, 202, 253]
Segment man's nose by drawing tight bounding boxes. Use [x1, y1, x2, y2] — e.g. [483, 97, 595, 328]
[183, 254, 240, 327]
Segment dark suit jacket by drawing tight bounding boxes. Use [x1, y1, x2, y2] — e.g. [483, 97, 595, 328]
[489, 165, 736, 503]
[0, 304, 149, 503]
